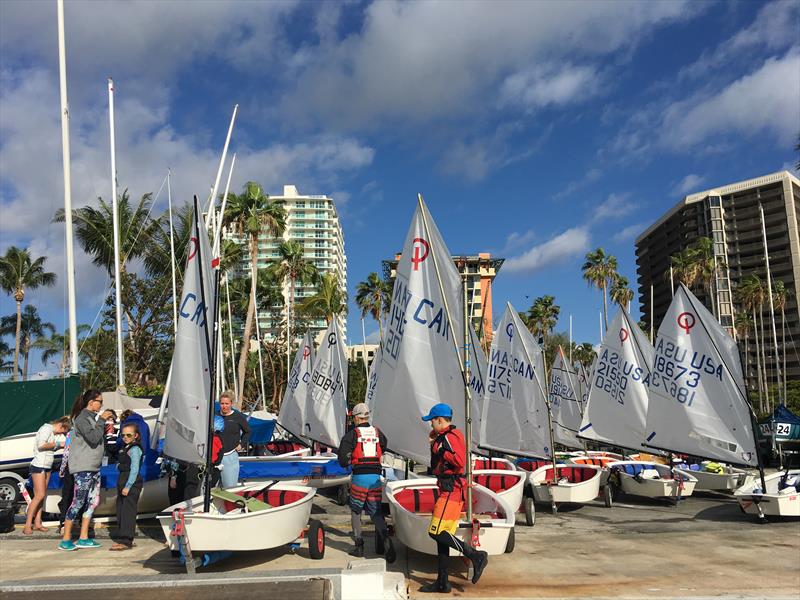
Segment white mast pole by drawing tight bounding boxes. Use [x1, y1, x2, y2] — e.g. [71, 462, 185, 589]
[598, 311, 602, 344]
[204, 105, 238, 229]
[669, 265, 675, 297]
[213, 153, 236, 257]
[649, 285, 654, 343]
[167, 170, 178, 335]
[251, 262, 267, 410]
[225, 274, 238, 398]
[360, 316, 369, 376]
[57, 0, 78, 375]
[108, 78, 125, 390]
[569, 314, 573, 364]
[759, 203, 783, 404]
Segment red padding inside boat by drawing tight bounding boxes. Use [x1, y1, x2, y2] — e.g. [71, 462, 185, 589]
[573, 457, 604, 467]
[473, 473, 522, 492]
[266, 441, 306, 454]
[540, 466, 596, 483]
[394, 487, 440, 513]
[473, 458, 514, 471]
[517, 459, 551, 472]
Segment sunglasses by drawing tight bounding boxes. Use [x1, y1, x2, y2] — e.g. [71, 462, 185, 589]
[121, 433, 136, 439]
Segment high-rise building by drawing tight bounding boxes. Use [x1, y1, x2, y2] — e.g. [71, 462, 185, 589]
[226, 184, 347, 346]
[635, 170, 799, 398]
[383, 253, 504, 345]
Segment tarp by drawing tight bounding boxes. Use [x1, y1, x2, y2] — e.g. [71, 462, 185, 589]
[239, 458, 350, 479]
[0, 375, 80, 438]
[248, 415, 277, 445]
[759, 404, 800, 443]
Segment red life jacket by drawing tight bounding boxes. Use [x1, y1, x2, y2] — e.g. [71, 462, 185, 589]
[431, 426, 466, 495]
[211, 434, 223, 465]
[351, 426, 383, 468]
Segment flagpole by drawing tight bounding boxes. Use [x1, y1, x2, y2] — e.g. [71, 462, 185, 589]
[108, 77, 125, 390]
[417, 194, 474, 523]
[204, 105, 238, 229]
[759, 203, 783, 405]
[57, 0, 78, 375]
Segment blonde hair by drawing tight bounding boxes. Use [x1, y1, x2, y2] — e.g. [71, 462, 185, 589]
[220, 390, 236, 401]
[52, 416, 71, 428]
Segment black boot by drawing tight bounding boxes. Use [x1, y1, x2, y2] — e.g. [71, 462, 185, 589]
[349, 538, 364, 557]
[419, 567, 451, 593]
[470, 550, 489, 584]
[382, 533, 396, 564]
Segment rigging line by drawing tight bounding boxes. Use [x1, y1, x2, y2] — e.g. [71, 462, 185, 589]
[121, 173, 168, 265]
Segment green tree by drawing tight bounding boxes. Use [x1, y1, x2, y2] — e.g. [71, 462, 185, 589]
[0, 305, 55, 381]
[0, 247, 56, 381]
[347, 358, 367, 410]
[32, 324, 91, 377]
[735, 311, 754, 383]
[688, 237, 721, 317]
[582, 248, 618, 332]
[736, 275, 767, 412]
[299, 273, 347, 324]
[609, 275, 634, 311]
[223, 181, 287, 407]
[525, 295, 560, 345]
[143, 202, 194, 283]
[573, 342, 597, 371]
[0, 337, 17, 377]
[669, 248, 697, 288]
[772, 280, 791, 400]
[355, 272, 390, 342]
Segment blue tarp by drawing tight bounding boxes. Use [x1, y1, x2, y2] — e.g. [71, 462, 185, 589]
[248, 416, 277, 445]
[46, 461, 163, 490]
[759, 404, 800, 443]
[239, 458, 350, 480]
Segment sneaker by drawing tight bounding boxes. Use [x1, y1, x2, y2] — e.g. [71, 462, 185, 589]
[76, 538, 102, 549]
[470, 550, 488, 584]
[58, 540, 77, 552]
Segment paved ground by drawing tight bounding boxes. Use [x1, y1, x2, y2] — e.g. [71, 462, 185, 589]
[1, 487, 798, 599]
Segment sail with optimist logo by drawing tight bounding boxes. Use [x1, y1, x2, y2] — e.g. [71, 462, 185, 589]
[279, 331, 315, 439]
[370, 198, 466, 466]
[550, 346, 584, 450]
[643, 284, 758, 466]
[578, 308, 653, 452]
[479, 302, 552, 458]
[304, 319, 348, 448]
[163, 199, 217, 466]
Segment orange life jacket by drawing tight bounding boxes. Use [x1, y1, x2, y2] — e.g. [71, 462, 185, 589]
[351, 426, 382, 468]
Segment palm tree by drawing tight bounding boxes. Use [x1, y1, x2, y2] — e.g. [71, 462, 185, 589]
[573, 342, 596, 371]
[0, 247, 56, 381]
[736, 275, 766, 412]
[271, 240, 318, 372]
[355, 273, 390, 342]
[0, 306, 55, 380]
[32, 324, 91, 377]
[143, 202, 194, 282]
[299, 273, 347, 324]
[688, 237, 720, 318]
[610, 275, 634, 311]
[582, 248, 618, 331]
[669, 249, 698, 288]
[54, 190, 157, 277]
[0, 337, 18, 377]
[223, 181, 286, 407]
[735, 311, 753, 382]
[772, 280, 791, 401]
[526, 295, 560, 344]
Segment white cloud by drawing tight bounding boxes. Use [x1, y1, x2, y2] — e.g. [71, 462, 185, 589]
[498, 230, 538, 255]
[590, 192, 636, 223]
[504, 227, 590, 274]
[553, 168, 603, 200]
[672, 174, 706, 196]
[500, 64, 602, 112]
[613, 221, 649, 243]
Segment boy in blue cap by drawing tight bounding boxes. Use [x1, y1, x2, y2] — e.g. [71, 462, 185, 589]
[420, 403, 488, 593]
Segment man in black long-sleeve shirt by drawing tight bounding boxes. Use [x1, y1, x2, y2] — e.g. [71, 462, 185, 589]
[337, 403, 394, 562]
[218, 391, 250, 488]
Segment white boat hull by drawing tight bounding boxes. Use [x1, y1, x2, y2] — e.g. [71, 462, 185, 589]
[529, 464, 602, 504]
[473, 469, 526, 511]
[157, 482, 316, 552]
[385, 478, 514, 556]
[611, 461, 697, 499]
[734, 470, 800, 518]
[675, 465, 751, 492]
[43, 476, 169, 517]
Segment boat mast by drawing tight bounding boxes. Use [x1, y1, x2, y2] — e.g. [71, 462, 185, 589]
[759, 203, 782, 405]
[107, 78, 125, 390]
[204, 105, 238, 229]
[57, 0, 78, 376]
[167, 170, 178, 334]
[417, 194, 474, 522]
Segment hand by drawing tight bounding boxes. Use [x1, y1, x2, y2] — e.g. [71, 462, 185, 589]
[235, 444, 243, 453]
[122, 487, 130, 496]
[429, 430, 437, 445]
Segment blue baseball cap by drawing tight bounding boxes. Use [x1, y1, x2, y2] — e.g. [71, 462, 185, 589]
[421, 403, 453, 421]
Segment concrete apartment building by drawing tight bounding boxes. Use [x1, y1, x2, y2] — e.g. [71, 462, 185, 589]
[635, 170, 800, 397]
[226, 185, 347, 346]
[383, 253, 504, 345]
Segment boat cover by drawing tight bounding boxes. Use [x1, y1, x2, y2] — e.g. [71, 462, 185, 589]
[239, 458, 350, 479]
[46, 461, 163, 490]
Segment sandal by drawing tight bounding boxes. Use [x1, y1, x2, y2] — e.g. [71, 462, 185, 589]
[34, 526, 49, 532]
[109, 543, 132, 551]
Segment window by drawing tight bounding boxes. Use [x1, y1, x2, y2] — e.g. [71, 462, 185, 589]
[295, 202, 305, 208]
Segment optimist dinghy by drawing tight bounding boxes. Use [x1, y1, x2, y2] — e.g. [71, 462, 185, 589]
[734, 469, 800, 519]
[675, 461, 753, 492]
[528, 464, 602, 505]
[609, 461, 697, 501]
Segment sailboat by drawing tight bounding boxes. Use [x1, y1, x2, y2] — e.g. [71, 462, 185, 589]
[239, 323, 351, 498]
[374, 196, 515, 557]
[157, 200, 324, 568]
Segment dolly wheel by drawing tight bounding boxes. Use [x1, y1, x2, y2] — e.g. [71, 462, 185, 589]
[523, 496, 535, 527]
[504, 527, 515, 553]
[309, 520, 325, 559]
[604, 484, 614, 508]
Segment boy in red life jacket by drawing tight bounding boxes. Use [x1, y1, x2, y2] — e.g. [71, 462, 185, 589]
[421, 403, 488, 594]
[337, 403, 395, 562]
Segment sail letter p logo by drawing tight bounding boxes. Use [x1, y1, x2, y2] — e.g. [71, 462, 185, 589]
[188, 237, 198, 261]
[303, 346, 311, 359]
[327, 332, 337, 348]
[411, 238, 430, 271]
[677, 312, 696, 335]
[619, 328, 629, 344]
[506, 322, 514, 342]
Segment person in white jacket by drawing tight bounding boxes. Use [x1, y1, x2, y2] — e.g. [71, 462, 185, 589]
[23, 416, 70, 534]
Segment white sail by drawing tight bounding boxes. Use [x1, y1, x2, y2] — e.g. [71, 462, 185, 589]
[163, 201, 216, 465]
[305, 319, 348, 448]
[364, 343, 382, 411]
[468, 327, 488, 451]
[480, 303, 552, 458]
[643, 284, 757, 466]
[550, 347, 583, 450]
[578, 309, 653, 452]
[279, 332, 315, 439]
[371, 199, 466, 466]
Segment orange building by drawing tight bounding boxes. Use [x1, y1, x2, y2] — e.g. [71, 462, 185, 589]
[382, 252, 504, 346]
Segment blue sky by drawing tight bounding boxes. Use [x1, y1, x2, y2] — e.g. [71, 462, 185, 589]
[1, 0, 798, 377]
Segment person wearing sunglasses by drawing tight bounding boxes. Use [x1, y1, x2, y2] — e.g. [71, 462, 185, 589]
[110, 424, 143, 551]
[60, 389, 106, 551]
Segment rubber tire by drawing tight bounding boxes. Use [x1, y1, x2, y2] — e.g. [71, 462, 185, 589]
[336, 485, 349, 506]
[0, 478, 21, 504]
[504, 527, 515, 553]
[523, 496, 535, 526]
[604, 484, 614, 508]
[308, 520, 325, 559]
